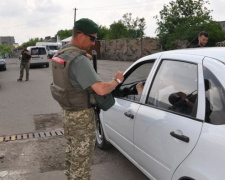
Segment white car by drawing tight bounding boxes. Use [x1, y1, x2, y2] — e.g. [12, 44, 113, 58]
[96, 47, 225, 180]
[27, 46, 49, 67]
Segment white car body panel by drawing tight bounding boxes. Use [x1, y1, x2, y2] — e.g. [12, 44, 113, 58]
[100, 47, 225, 180]
[103, 99, 141, 159]
[172, 123, 225, 180]
[172, 55, 225, 180]
[133, 54, 204, 180]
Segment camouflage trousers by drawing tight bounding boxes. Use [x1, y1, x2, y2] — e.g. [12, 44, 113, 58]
[19, 61, 30, 80]
[62, 108, 96, 180]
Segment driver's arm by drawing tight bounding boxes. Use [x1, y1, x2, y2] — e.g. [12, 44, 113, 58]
[177, 92, 194, 107]
[91, 71, 124, 96]
[136, 82, 144, 95]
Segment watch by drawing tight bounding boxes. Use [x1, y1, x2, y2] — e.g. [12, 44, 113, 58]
[114, 78, 121, 84]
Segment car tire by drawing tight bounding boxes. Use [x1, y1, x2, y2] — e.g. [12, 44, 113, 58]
[96, 112, 111, 150]
[4, 67, 6, 71]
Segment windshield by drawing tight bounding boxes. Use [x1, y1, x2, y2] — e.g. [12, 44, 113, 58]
[48, 46, 59, 50]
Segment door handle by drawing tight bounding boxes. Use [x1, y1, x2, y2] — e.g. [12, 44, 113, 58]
[124, 112, 134, 119]
[170, 131, 189, 143]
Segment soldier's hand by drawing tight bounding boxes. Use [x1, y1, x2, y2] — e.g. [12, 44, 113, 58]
[114, 71, 124, 83]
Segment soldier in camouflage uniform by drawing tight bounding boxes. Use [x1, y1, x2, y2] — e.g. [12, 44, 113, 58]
[17, 45, 31, 81]
[50, 18, 124, 180]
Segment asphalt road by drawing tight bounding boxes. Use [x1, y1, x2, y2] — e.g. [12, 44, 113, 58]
[0, 58, 149, 180]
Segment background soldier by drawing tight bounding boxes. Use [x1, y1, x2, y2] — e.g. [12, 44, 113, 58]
[17, 45, 31, 81]
[50, 18, 124, 180]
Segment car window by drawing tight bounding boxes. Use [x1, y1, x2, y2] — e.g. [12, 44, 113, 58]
[49, 46, 58, 50]
[31, 48, 46, 55]
[114, 60, 155, 102]
[203, 66, 225, 125]
[146, 60, 198, 118]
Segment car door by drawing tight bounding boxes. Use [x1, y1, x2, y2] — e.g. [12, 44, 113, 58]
[30, 47, 47, 63]
[102, 60, 155, 159]
[134, 54, 205, 180]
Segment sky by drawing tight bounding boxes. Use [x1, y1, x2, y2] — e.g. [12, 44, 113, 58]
[0, 0, 224, 45]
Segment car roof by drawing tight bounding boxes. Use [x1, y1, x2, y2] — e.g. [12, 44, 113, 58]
[140, 47, 225, 63]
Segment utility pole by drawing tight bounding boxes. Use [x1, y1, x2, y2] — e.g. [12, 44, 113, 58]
[74, 8, 77, 22]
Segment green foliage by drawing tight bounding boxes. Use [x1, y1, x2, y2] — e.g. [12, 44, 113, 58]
[22, 37, 43, 47]
[56, 29, 72, 40]
[108, 21, 128, 39]
[97, 25, 110, 40]
[99, 13, 146, 40]
[155, 0, 225, 50]
[122, 13, 146, 38]
[0, 44, 13, 56]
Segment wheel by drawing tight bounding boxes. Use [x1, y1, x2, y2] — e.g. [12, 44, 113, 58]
[95, 112, 110, 150]
[46, 64, 49, 68]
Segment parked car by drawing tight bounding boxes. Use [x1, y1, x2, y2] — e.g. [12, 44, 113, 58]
[0, 58, 6, 71]
[96, 47, 225, 180]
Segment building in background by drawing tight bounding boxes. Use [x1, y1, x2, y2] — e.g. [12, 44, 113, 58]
[0, 36, 15, 50]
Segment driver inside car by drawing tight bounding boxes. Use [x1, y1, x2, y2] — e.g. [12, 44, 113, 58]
[126, 82, 144, 101]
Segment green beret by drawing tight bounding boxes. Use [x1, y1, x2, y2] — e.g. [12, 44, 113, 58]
[74, 18, 98, 34]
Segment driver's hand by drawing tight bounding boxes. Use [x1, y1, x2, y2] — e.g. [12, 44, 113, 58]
[136, 82, 144, 95]
[177, 92, 187, 100]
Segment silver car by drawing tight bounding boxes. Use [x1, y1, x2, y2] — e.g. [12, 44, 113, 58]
[96, 47, 225, 180]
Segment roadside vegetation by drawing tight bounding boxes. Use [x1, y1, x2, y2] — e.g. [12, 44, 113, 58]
[21, 0, 225, 50]
[154, 0, 225, 50]
[0, 44, 13, 57]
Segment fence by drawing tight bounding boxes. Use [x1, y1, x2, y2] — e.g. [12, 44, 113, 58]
[99, 38, 161, 61]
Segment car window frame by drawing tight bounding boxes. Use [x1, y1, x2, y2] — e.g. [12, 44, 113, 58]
[203, 57, 225, 125]
[113, 59, 156, 103]
[141, 53, 206, 122]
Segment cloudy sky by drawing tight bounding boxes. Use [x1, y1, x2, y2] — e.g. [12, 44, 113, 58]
[0, 0, 224, 45]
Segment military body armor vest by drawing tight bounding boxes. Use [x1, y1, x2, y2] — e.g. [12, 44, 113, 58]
[50, 47, 92, 111]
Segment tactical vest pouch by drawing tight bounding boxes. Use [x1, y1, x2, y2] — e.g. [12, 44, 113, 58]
[94, 93, 115, 111]
[50, 83, 71, 108]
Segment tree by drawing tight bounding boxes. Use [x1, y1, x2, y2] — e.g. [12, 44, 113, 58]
[22, 37, 43, 47]
[56, 29, 72, 40]
[122, 13, 146, 38]
[106, 13, 146, 40]
[108, 21, 128, 39]
[0, 44, 13, 57]
[155, 0, 225, 50]
[97, 25, 110, 40]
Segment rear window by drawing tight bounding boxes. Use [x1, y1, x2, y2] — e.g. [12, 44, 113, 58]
[203, 66, 225, 125]
[31, 48, 46, 55]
